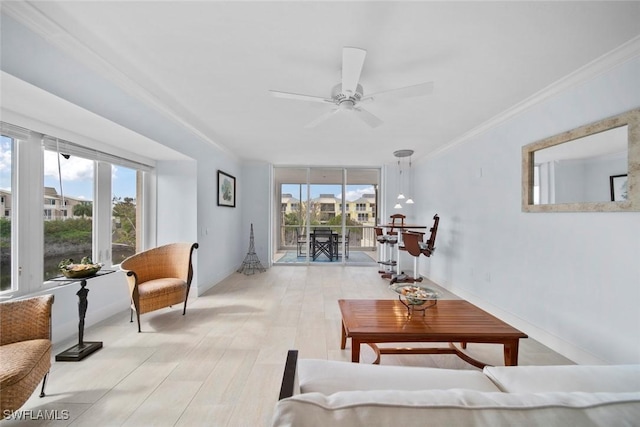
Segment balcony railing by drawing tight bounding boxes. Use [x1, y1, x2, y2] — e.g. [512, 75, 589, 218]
[279, 225, 378, 251]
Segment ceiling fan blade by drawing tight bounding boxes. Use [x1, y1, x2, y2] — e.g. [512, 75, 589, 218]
[342, 47, 367, 97]
[269, 90, 333, 104]
[354, 107, 383, 128]
[360, 81, 434, 103]
[304, 109, 340, 128]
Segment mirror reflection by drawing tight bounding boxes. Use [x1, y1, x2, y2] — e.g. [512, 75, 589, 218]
[522, 108, 639, 212]
[532, 126, 628, 204]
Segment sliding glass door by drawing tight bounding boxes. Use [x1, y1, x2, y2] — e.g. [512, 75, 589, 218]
[273, 167, 379, 265]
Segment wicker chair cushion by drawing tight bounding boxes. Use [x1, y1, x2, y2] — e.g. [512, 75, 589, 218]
[136, 278, 187, 314]
[0, 339, 51, 419]
[0, 339, 51, 388]
[0, 339, 51, 416]
[137, 278, 187, 298]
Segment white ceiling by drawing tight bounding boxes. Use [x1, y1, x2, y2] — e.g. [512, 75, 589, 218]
[0, 72, 189, 164]
[4, 1, 640, 166]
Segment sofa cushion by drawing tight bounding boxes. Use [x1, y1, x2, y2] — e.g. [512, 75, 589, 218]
[483, 365, 640, 393]
[298, 359, 501, 394]
[271, 389, 640, 427]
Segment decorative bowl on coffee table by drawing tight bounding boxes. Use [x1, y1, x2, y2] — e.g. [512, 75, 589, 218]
[389, 284, 439, 316]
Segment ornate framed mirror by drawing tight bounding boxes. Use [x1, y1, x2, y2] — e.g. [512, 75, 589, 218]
[522, 108, 640, 212]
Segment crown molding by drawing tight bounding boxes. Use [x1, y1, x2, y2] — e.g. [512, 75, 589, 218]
[425, 35, 640, 161]
[2, 1, 229, 155]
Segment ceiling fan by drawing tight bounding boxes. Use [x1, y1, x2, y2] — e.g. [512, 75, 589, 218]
[269, 46, 434, 128]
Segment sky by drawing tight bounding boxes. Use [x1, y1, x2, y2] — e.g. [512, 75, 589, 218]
[42, 151, 137, 200]
[0, 137, 10, 191]
[0, 136, 136, 200]
[282, 183, 375, 201]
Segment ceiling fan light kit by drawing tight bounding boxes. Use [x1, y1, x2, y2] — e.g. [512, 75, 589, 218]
[269, 46, 433, 129]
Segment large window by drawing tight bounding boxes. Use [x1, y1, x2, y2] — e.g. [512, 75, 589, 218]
[0, 122, 151, 297]
[43, 149, 94, 281]
[111, 166, 139, 264]
[274, 167, 380, 265]
[0, 135, 14, 292]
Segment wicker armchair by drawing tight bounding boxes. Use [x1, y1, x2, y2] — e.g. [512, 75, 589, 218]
[0, 295, 54, 419]
[120, 242, 198, 332]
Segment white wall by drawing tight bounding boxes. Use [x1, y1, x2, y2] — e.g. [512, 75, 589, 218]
[240, 161, 271, 269]
[156, 160, 198, 245]
[413, 56, 640, 364]
[194, 158, 244, 295]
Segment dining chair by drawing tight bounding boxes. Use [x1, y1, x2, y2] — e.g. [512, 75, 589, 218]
[419, 214, 439, 257]
[375, 227, 390, 272]
[394, 214, 440, 284]
[375, 226, 398, 278]
[398, 231, 425, 283]
[388, 213, 406, 236]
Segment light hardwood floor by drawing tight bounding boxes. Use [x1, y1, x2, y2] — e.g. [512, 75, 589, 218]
[4, 266, 573, 426]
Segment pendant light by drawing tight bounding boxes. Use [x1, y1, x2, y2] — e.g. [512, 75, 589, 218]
[405, 153, 414, 204]
[393, 149, 414, 209]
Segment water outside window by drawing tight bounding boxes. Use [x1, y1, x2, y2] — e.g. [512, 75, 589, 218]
[43, 149, 94, 281]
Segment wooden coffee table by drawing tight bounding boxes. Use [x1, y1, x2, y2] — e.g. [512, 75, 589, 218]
[339, 299, 528, 367]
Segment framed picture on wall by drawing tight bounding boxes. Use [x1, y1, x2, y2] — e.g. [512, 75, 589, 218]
[217, 170, 236, 207]
[610, 174, 628, 202]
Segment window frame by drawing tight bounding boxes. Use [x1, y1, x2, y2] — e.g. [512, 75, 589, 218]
[1, 122, 154, 298]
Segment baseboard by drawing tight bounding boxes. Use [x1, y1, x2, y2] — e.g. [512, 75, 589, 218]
[425, 278, 606, 365]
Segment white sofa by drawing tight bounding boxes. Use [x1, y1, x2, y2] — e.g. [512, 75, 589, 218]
[272, 351, 640, 426]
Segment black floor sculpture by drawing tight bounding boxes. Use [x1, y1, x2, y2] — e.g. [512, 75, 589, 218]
[237, 223, 266, 275]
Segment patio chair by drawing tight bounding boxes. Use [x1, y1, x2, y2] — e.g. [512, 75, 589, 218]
[295, 228, 308, 257]
[0, 295, 54, 419]
[311, 228, 335, 261]
[120, 242, 198, 332]
[337, 229, 350, 259]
